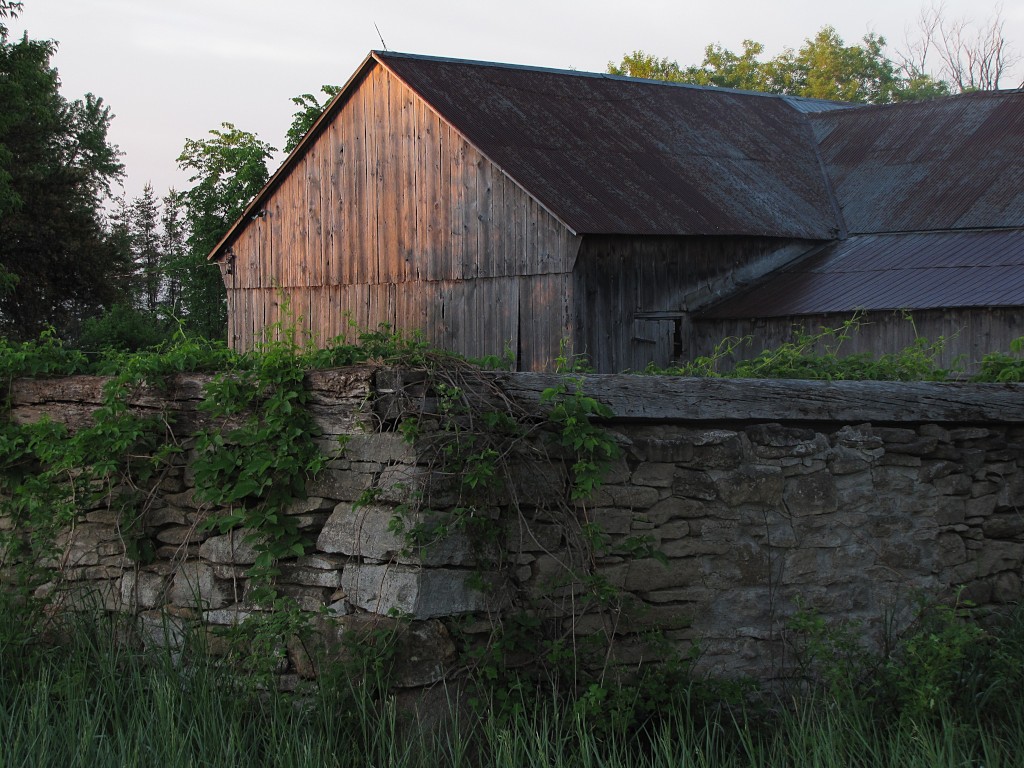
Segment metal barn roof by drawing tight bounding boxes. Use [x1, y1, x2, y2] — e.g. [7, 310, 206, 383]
[700, 230, 1024, 318]
[210, 51, 1024, 322]
[377, 52, 842, 239]
[812, 91, 1024, 235]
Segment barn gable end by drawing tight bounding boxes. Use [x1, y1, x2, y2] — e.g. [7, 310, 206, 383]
[221, 59, 582, 370]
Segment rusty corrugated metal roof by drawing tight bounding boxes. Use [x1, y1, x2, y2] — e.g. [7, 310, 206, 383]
[699, 230, 1024, 318]
[812, 91, 1024, 234]
[377, 52, 842, 239]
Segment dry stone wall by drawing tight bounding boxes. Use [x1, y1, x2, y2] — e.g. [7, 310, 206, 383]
[3, 369, 1023, 688]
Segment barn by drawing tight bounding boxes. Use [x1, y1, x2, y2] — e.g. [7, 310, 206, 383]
[209, 51, 1024, 372]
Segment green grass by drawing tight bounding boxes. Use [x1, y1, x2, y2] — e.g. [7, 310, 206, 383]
[3, 601, 1023, 768]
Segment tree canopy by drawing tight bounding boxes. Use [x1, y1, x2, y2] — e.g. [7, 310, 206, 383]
[0, 4, 126, 341]
[609, 24, 955, 103]
[172, 123, 275, 339]
[284, 85, 341, 153]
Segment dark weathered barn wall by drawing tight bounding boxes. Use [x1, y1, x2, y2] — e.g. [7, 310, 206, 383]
[572, 236, 812, 371]
[691, 308, 1024, 373]
[222, 63, 581, 370]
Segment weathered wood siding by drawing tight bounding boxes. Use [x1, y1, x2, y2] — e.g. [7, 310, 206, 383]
[223, 63, 581, 371]
[691, 308, 1024, 374]
[572, 236, 811, 372]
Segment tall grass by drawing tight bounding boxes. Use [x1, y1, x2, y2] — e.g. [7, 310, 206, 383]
[2, 598, 1022, 767]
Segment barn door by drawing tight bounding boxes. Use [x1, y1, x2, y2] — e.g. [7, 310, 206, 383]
[631, 317, 677, 371]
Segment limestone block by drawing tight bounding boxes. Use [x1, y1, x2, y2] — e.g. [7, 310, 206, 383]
[885, 437, 939, 456]
[973, 541, 1023, 577]
[710, 465, 783, 506]
[148, 505, 191, 526]
[936, 532, 967, 567]
[646, 497, 707, 525]
[341, 563, 504, 619]
[934, 473, 972, 496]
[317, 502, 475, 566]
[507, 460, 568, 505]
[748, 425, 828, 459]
[341, 433, 417, 464]
[658, 520, 690, 540]
[996, 474, 1024, 509]
[283, 496, 336, 516]
[199, 530, 261, 565]
[783, 472, 838, 516]
[966, 495, 997, 518]
[686, 429, 747, 469]
[578, 484, 660, 510]
[919, 424, 951, 441]
[961, 449, 988, 474]
[672, 469, 718, 501]
[876, 427, 918, 444]
[626, 428, 695, 463]
[170, 562, 231, 609]
[305, 466, 375, 502]
[627, 602, 695, 631]
[872, 465, 924, 493]
[971, 481, 1000, 498]
[54, 523, 118, 568]
[120, 570, 168, 610]
[933, 497, 967, 526]
[982, 514, 1024, 538]
[827, 444, 880, 475]
[163, 490, 206, 510]
[991, 572, 1022, 604]
[623, 556, 700, 592]
[156, 525, 210, 545]
[601, 456, 632, 485]
[920, 460, 962, 482]
[504, 518, 564, 551]
[834, 424, 883, 450]
[84, 509, 120, 524]
[278, 563, 343, 588]
[137, 610, 189, 650]
[203, 604, 258, 625]
[631, 462, 676, 488]
[295, 553, 347, 570]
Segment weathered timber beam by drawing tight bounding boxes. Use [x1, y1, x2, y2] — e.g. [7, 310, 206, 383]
[497, 373, 1024, 423]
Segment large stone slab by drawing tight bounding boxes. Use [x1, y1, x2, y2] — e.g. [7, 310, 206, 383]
[317, 502, 476, 566]
[341, 563, 505, 619]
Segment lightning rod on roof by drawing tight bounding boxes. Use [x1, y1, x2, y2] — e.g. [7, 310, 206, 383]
[374, 22, 388, 51]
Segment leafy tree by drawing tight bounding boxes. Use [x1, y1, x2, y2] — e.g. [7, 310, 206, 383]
[686, 40, 788, 92]
[608, 51, 687, 82]
[0, 7, 126, 340]
[284, 85, 341, 153]
[130, 183, 163, 314]
[609, 24, 950, 104]
[160, 189, 186, 317]
[788, 27, 902, 103]
[175, 123, 274, 339]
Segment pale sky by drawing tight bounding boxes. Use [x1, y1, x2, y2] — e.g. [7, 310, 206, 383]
[8, 0, 1023, 204]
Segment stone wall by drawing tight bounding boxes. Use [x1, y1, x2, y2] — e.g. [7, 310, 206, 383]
[4, 369, 1023, 687]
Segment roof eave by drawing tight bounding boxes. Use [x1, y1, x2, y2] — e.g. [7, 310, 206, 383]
[206, 51, 381, 262]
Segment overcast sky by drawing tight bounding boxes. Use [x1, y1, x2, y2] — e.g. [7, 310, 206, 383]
[8, 0, 1023, 203]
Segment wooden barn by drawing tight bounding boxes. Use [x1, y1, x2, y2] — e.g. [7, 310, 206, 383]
[209, 52, 1024, 372]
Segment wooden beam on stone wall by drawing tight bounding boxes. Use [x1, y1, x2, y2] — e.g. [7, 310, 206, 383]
[496, 374, 1024, 424]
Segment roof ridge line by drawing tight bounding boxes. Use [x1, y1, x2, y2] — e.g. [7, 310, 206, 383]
[373, 50, 851, 107]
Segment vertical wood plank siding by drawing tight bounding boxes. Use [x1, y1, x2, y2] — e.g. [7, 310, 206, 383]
[573, 236, 810, 372]
[224, 64, 581, 369]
